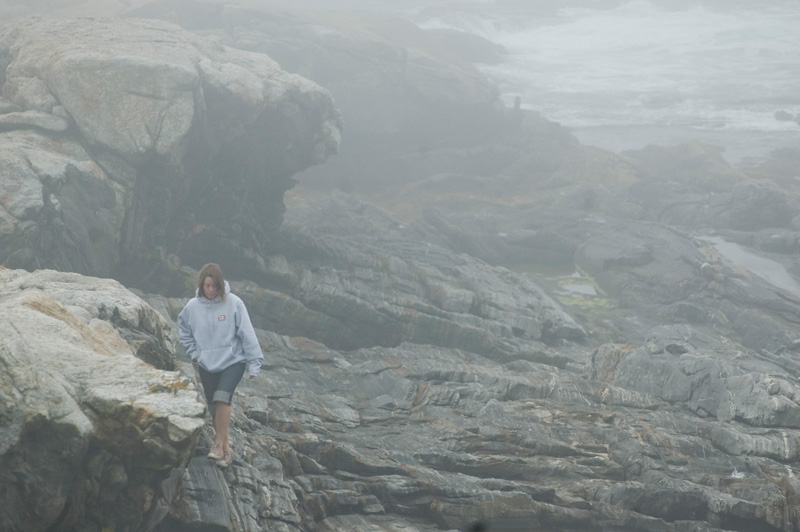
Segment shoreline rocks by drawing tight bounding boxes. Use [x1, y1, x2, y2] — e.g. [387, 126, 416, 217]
[0, 268, 206, 532]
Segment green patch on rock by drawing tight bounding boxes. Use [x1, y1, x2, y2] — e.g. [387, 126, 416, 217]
[507, 264, 614, 309]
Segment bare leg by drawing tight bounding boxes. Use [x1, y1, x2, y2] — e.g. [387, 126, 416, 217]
[213, 402, 232, 453]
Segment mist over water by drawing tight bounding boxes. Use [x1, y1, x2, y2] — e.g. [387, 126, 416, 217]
[406, 0, 800, 163]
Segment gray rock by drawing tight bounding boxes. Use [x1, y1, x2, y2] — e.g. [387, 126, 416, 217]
[0, 130, 126, 275]
[238, 190, 587, 358]
[0, 96, 22, 113]
[144, 322, 800, 532]
[625, 142, 796, 231]
[0, 110, 68, 131]
[0, 16, 341, 289]
[0, 268, 205, 532]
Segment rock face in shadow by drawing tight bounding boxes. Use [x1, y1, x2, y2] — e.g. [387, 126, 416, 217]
[0, 268, 206, 532]
[0, 16, 341, 292]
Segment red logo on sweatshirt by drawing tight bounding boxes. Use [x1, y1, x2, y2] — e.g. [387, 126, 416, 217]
[218, 314, 227, 321]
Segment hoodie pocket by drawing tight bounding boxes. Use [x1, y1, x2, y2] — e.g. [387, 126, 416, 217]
[198, 346, 234, 372]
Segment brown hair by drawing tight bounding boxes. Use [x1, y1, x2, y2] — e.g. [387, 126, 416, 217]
[197, 263, 226, 301]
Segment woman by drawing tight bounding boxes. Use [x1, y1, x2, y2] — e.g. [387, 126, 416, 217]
[178, 263, 263, 467]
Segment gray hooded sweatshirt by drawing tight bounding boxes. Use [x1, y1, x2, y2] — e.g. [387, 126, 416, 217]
[178, 280, 263, 376]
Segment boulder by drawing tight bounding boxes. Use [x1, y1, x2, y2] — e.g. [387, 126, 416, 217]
[132, 0, 500, 142]
[0, 268, 206, 532]
[0, 16, 341, 290]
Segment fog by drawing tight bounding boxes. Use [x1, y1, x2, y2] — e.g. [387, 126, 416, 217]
[289, 0, 800, 165]
[3, 0, 797, 166]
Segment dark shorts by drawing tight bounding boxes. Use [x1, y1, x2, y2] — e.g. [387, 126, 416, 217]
[197, 362, 246, 406]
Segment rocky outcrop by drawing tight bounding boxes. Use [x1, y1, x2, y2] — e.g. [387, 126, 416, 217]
[0, 16, 341, 291]
[0, 268, 206, 532]
[348, 127, 799, 357]
[130, 179, 800, 532]
[624, 141, 799, 231]
[145, 309, 800, 532]
[2, 3, 800, 532]
[236, 189, 586, 358]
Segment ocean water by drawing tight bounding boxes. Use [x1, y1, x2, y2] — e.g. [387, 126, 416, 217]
[405, 0, 800, 164]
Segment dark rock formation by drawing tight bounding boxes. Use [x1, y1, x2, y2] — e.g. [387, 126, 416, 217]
[0, 16, 341, 292]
